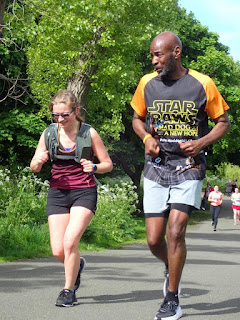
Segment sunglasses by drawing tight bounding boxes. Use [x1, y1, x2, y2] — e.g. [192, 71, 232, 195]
[51, 107, 76, 119]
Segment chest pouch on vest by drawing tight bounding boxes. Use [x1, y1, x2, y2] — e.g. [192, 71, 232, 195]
[45, 123, 92, 163]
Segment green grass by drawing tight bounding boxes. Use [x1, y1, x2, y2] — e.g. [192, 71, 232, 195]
[0, 224, 52, 262]
[0, 167, 213, 263]
[81, 211, 211, 252]
[0, 211, 211, 262]
[188, 210, 211, 227]
[79, 216, 147, 251]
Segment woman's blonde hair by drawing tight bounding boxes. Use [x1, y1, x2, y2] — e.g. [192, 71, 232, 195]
[49, 89, 83, 123]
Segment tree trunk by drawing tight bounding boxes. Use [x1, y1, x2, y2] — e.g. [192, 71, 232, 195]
[112, 151, 144, 188]
[67, 27, 104, 117]
[0, 0, 6, 38]
[67, 63, 97, 118]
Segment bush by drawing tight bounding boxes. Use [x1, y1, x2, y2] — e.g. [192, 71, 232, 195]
[0, 168, 142, 260]
[83, 181, 140, 244]
[0, 222, 51, 261]
[0, 167, 49, 259]
[0, 167, 48, 225]
[97, 174, 132, 188]
[204, 162, 240, 193]
[215, 162, 240, 185]
[203, 173, 227, 193]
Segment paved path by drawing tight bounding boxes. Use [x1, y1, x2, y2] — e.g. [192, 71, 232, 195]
[1, 196, 240, 320]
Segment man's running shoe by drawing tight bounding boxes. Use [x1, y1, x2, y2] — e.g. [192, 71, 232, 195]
[154, 298, 182, 320]
[163, 267, 181, 297]
[55, 289, 78, 307]
[73, 256, 86, 291]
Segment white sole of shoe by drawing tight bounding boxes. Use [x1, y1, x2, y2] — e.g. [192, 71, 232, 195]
[160, 306, 182, 320]
[62, 301, 78, 307]
[155, 305, 182, 320]
[56, 301, 78, 307]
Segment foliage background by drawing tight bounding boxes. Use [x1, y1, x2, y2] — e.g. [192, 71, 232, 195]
[0, 168, 143, 261]
[1, 0, 239, 183]
[0, 0, 240, 261]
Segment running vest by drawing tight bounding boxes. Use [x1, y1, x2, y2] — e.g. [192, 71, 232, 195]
[44, 123, 92, 163]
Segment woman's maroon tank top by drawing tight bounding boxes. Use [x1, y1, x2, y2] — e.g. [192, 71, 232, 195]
[49, 144, 96, 189]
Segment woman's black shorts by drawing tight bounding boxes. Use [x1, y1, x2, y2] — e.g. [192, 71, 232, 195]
[46, 187, 97, 216]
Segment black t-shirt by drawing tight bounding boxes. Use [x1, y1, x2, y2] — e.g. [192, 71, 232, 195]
[131, 68, 229, 185]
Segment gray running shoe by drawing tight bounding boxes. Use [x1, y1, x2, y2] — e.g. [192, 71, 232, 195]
[73, 256, 86, 291]
[154, 298, 182, 320]
[55, 289, 78, 307]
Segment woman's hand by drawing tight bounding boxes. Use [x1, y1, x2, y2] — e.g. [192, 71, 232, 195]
[80, 159, 95, 173]
[30, 130, 49, 173]
[36, 150, 49, 165]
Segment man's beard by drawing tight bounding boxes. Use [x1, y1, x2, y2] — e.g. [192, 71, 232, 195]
[159, 54, 176, 78]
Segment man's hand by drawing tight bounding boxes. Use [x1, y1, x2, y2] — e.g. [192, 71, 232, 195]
[179, 112, 230, 157]
[145, 137, 160, 157]
[178, 140, 203, 157]
[132, 111, 160, 157]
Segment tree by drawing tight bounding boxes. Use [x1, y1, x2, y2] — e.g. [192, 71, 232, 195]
[1, 0, 240, 185]
[24, 0, 240, 184]
[0, 0, 29, 103]
[0, 0, 47, 168]
[24, 0, 179, 187]
[176, 8, 240, 169]
[0, 0, 6, 37]
[189, 48, 240, 166]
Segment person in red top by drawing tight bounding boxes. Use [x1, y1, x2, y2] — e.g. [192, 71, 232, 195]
[230, 187, 240, 225]
[208, 185, 223, 231]
[131, 31, 230, 320]
[201, 183, 213, 210]
[30, 90, 113, 307]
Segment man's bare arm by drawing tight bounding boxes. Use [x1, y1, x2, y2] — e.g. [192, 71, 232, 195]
[132, 111, 160, 157]
[179, 111, 230, 157]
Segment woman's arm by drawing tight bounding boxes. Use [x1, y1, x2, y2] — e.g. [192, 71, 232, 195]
[219, 193, 223, 205]
[30, 130, 49, 173]
[208, 192, 213, 203]
[80, 127, 113, 174]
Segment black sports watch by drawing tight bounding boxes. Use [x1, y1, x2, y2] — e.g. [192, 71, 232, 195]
[92, 164, 97, 173]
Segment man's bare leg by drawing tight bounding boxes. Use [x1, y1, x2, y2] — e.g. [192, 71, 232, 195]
[146, 217, 168, 265]
[166, 209, 189, 293]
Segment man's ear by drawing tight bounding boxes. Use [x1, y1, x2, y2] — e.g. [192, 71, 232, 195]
[173, 46, 181, 59]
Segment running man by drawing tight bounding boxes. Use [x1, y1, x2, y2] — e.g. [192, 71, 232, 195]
[131, 31, 230, 320]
